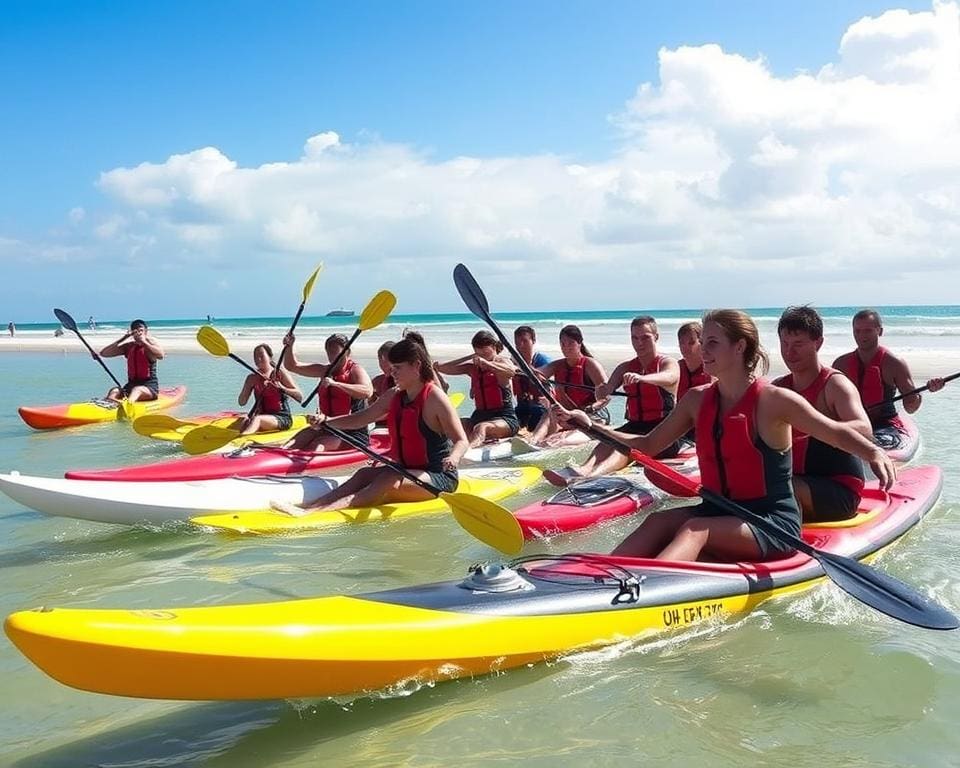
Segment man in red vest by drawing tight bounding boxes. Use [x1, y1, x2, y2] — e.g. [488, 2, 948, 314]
[833, 309, 942, 448]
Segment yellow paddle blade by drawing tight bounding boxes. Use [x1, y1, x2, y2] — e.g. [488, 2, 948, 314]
[449, 392, 466, 409]
[443, 492, 524, 555]
[132, 414, 199, 437]
[196, 325, 230, 357]
[302, 263, 323, 303]
[118, 399, 134, 422]
[358, 290, 396, 331]
[182, 424, 240, 455]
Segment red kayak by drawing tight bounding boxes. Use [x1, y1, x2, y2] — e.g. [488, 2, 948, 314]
[514, 474, 659, 538]
[65, 432, 390, 482]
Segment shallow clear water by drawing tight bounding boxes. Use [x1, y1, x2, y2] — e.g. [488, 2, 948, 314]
[1, 349, 959, 767]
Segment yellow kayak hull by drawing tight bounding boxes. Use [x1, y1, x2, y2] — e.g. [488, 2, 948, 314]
[18, 386, 187, 430]
[148, 415, 310, 445]
[191, 466, 544, 533]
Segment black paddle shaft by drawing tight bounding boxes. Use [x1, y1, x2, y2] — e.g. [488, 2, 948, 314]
[870, 371, 960, 410]
[302, 328, 362, 409]
[320, 421, 442, 496]
[452, 264, 630, 458]
[697, 486, 957, 630]
[53, 308, 125, 392]
[517, 371, 627, 398]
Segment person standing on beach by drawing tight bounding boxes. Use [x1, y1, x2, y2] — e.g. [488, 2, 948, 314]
[87, 316, 96, 330]
[545, 316, 679, 486]
[512, 325, 551, 432]
[282, 332, 374, 451]
[7, 321, 14, 337]
[774, 306, 867, 522]
[99, 319, 164, 402]
[833, 309, 944, 449]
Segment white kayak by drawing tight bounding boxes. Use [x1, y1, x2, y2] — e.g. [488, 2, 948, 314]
[0, 472, 339, 526]
[462, 432, 595, 465]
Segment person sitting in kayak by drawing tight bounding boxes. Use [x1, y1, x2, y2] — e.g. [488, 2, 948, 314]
[282, 332, 374, 452]
[554, 309, 895, 563]
[676, 320, 714, 448]
[98, 319, 164, 403]
[370, 340, 396, 427]
[271, 337, 468, 515]
[227, 343, 302, 436]
[774, 306, 869, 522]
[512, 325, 551, 432]
[527, 324, 610, 446]
[545, 316, 680, 486]
[832, 309, 944, 450]
[436, 330, 520, 448]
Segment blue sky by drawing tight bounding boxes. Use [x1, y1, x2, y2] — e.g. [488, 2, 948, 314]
[1, 0, 953, 322]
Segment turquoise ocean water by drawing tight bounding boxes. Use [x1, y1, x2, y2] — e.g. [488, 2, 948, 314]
[2, 306, 960, 766]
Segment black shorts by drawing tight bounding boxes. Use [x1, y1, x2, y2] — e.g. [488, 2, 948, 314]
[271, 412, 294, 431]
[123, 378, 159, 399]
[515, 402, 547, 431]
[618, 420, 680, 459]
[468, 408, 520, 437]
[694, 495, 801, 560]
[425, 468, 459, 493]
[797, 476, 860, 522]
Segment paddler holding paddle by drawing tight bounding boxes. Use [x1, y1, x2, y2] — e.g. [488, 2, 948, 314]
[270, 337, 468, 515]
[227, 343, 302, 436]
[98, 319, 163, 403]
[773, 306, 869, 523]
[554, 309, 895, 563]
[281, 332, 374, 452]
[833, 308, 945, 450]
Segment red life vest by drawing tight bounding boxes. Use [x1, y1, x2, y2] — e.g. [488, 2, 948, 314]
[696, 379, 793, 502]
[623, 355, 675, 422]
[555, 357, 594, 409]
[374, 374, 395, 397]
[470, 366, 511, 410]
[513, 371, 537, 401]
[839, 347, 897, 426]
[388, 382, 451, 471]
[678, 360, 712, 402]
[773, 367, 865, 496]
[320, 359, 363, 417]
[253, 375, 288, 415]
[125, 345, 153, 382]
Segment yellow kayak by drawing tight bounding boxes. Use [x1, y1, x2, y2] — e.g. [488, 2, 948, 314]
[148, 415, 310, 445]
[3, 467, 944, 701]
[18, 386, 187, 430]
[191, 466, 544, 533]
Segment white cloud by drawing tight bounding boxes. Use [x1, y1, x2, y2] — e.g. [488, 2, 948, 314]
[68, 207, 85, 224]
[11, 2, 960, 309]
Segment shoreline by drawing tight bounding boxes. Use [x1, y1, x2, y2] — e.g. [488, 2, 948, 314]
[2, 334, 957, 379]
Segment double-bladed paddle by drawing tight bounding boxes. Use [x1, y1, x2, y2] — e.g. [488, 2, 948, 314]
[54, 308, 133, 420]
[451, 262, 958, 630]
[243, 264, 323, 422]
[301, 290, 397, 408]
[187, 290, 396, 455]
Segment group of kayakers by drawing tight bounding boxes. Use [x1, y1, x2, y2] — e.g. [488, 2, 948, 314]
[99, 308, 944, 564]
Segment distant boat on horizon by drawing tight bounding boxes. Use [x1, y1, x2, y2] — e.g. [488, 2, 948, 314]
[325, 308, 355, 317]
